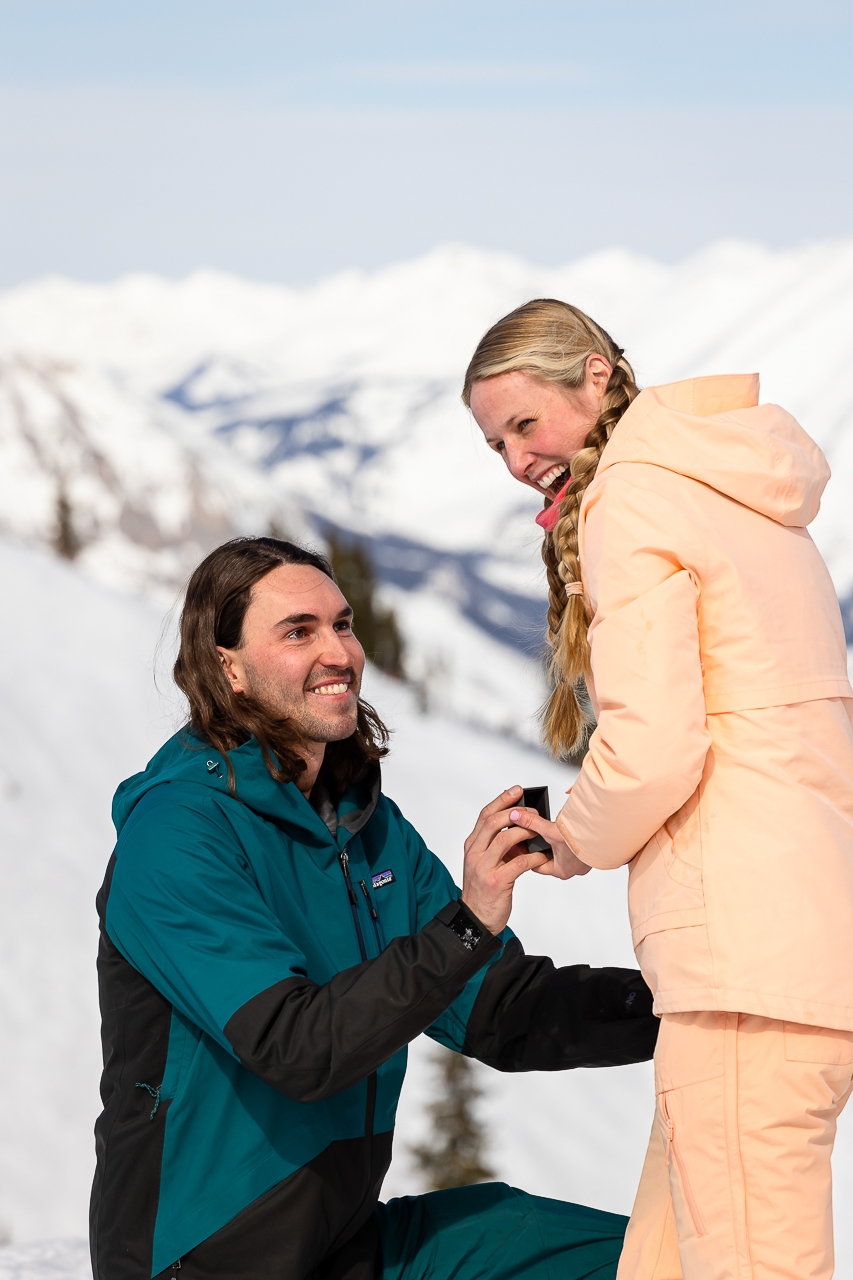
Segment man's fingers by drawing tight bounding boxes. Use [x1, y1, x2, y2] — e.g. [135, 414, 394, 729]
[484, 824, 537, 866]
[500, 847, 550, 880]
[477, 787, 523, 829]
[465, 822, 533, 876]
[467, 803, 529, 858]
[464, 787, 523, 851]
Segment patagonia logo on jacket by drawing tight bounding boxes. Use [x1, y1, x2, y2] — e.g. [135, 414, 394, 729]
[371, 869, 396, 890]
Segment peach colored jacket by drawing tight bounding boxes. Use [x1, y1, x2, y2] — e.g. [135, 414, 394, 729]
[555, 374, 853, 1030]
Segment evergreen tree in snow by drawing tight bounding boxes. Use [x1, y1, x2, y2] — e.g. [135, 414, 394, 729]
[412, 1046, 495, 1190]
[326, 531, 405, 679]
[52, 482, 81, 561]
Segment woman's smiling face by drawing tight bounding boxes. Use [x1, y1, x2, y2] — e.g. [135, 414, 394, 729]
[469, 357, 612, 501]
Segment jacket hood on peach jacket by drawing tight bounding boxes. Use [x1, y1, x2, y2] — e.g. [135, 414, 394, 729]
[595, 373, 830, 529]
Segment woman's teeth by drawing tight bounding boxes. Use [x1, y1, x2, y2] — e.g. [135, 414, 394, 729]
[537, 464, 568, 490]
[313, 683, 349, 696]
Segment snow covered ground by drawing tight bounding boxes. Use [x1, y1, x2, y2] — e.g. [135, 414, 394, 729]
[3, 535, 853, 1276]
[0, 536, 644, 1234]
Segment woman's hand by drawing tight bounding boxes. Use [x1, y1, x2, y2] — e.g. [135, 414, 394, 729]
[461, 786, 550, 934]
[507, 804, 592, 880]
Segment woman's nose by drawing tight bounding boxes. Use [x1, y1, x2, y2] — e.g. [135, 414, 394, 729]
[503, 438, 532, 483]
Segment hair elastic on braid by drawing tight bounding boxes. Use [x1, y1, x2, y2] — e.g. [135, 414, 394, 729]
[564, 582, 585, 597]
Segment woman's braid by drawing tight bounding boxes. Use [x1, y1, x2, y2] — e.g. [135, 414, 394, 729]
[541, 360, 639, 755]
[461, 298, 639, 758]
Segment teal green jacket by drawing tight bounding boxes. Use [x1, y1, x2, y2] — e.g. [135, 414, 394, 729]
[90, 731, 657, 1280]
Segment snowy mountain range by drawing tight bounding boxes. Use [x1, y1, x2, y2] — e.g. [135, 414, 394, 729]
[2, 238, 853, 744]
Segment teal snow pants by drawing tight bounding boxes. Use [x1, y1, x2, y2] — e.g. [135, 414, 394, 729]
[375, 1182, 628, 1279]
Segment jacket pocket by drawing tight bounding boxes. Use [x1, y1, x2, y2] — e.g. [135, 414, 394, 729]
[783, 1022, 853, 1065]
[629, 826, 706, 948]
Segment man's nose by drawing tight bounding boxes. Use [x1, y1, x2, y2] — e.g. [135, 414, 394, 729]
[318, 628, 352, 666]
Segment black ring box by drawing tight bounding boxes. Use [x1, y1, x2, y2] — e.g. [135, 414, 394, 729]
[520, 786, 552, 855]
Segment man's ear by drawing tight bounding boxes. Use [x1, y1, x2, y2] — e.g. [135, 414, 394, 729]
[216, 646, 245, 695]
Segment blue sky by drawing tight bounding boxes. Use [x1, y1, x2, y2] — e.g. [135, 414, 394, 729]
[1, 0, 851, 285]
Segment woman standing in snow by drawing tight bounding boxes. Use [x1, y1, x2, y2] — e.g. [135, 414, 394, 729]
[463, 299, 853, 1280]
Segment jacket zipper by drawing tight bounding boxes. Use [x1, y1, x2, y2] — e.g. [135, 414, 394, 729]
[339, 847, 367, 961]
[338, 848, 378, 1165]
[358, 879, 383, 952]
[661, 1091, 707, 1237]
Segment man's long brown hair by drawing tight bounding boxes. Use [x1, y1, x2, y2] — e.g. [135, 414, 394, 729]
[173, 536, 389, 795]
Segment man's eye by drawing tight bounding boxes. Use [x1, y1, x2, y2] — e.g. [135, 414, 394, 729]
[286, 629, 305, 640]
[518, 418, 534, 431]
[335, 620, 353, 632]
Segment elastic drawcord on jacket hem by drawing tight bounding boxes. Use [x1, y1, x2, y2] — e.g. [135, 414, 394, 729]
[135, 1081, 162, 1120]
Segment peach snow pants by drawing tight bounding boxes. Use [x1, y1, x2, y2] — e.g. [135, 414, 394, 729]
[616, 1012, 853, 1280]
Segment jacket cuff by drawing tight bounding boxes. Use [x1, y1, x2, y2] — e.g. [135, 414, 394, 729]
[435, 899, 501, 961]
[555, 810, 594, 865]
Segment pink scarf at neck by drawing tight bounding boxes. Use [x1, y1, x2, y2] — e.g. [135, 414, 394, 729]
[534, 476, 573, 533]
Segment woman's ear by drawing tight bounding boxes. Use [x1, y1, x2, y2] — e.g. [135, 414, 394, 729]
[586, 353, 613, 402]
[216, 646, 245, 694]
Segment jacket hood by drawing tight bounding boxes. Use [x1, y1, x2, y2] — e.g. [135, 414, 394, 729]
[596, 374, 830, 528]
[112, 729, 379, 847]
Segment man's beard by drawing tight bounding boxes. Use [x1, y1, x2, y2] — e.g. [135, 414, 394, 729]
[241, 661, 360, 744]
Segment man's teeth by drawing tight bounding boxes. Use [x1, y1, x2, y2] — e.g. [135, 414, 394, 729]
[312, 683, 349, 696]
[537, 465, 568, 490]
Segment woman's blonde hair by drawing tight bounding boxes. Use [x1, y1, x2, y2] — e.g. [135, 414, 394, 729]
[462, 299, 640, 756]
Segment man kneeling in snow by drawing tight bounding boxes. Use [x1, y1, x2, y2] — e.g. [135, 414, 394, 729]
[91, 536, 656, 1280]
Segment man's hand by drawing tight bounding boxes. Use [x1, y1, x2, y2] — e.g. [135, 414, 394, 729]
[507, 803, 592, 881]
[461, 786, 549, 935]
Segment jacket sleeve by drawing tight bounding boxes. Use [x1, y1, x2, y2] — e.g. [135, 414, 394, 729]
[557, 477, 712, 870]
[400, 807, 658, 1070]
[106, 792, 500, 1103]
[460, 938, 658, 1070]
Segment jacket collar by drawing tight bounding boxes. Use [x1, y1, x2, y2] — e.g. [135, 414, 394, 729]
[114, 729, 380, 851]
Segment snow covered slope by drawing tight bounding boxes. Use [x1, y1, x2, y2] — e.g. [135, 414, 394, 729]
[0, 535, 643, 1248]
[1, 239, 852, 746]
[3, 535, 853, 1277]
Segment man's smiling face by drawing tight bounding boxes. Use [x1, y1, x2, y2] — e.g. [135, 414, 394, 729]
[216, 563, 365, 747]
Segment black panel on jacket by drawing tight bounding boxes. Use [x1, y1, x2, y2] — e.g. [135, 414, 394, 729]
[90, 854, 175, 1280]
[151, 1133, 392, 1280]
[462, 938, 658, 1071]
[224, 900, 500, 1101]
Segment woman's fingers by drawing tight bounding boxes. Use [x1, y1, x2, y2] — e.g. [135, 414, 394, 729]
[507, 806, 551, 838]
[507, 806, 591, 879]
[532, 854, 591, 879]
